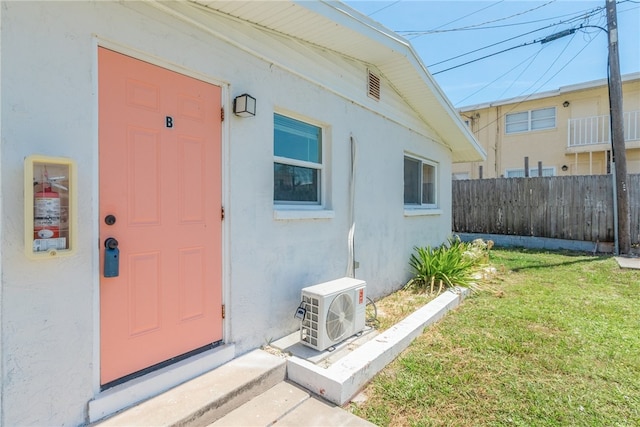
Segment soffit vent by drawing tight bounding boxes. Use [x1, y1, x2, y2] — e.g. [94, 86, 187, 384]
[367, 70, 380, 101]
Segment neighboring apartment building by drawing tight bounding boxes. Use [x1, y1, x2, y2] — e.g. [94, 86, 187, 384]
[453, 72, 640, 179]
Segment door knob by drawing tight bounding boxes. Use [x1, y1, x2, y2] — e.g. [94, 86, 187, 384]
[104, 238, 119, 277]
[105, 237, 119, 250]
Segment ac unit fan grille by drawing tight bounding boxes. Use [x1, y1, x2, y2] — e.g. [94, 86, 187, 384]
[326, 292, 354, 341]
[301, 296, 320, 347]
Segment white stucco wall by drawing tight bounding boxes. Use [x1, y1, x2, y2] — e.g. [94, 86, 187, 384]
[1, 2, 457, 425]
[0, 0, 4, 421]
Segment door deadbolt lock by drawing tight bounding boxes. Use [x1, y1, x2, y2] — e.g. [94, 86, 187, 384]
[105, 214, 116, 225]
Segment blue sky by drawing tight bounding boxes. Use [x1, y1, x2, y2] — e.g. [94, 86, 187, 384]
[344, 1, 640, 107]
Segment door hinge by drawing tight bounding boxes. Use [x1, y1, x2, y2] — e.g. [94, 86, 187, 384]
[221, 107, 225, 122]
[221, 304, 226, 319]
[221, 206, 225, 220]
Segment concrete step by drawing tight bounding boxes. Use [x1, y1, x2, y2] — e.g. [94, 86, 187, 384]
[94, 287, 470, 426]
[95, 349, 286, 427]
[209, 381, 375, 427]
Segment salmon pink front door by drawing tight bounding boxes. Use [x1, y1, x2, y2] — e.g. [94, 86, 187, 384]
[98, 48, 223, 385]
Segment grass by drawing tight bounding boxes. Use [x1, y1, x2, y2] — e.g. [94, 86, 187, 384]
[350, 249, 640, 426]
[367, 288, 437, 331]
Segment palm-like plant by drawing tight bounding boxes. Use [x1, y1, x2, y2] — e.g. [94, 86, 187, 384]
[406, 236, 483, 294]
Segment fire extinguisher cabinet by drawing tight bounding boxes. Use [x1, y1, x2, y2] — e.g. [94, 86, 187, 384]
[24, 155, 77, 258]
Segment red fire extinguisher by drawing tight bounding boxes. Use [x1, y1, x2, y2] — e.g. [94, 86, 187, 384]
[34, 186, 60, 239]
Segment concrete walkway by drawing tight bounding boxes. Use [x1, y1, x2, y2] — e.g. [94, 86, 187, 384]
[93, 349, 374, 426]
[615, 256, 640, 270]
[209, 381, 374, 427]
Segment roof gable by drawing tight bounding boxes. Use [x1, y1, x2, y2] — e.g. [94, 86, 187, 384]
[185, 0, 486, 162]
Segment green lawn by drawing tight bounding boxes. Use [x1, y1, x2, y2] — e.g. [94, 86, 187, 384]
[350, 249, 640, 426]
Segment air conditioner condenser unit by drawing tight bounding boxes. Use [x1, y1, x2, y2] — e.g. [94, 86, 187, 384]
[300, 277, 366, 351]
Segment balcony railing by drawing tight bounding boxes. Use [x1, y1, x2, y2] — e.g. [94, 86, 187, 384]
[568, 110, 640, 147]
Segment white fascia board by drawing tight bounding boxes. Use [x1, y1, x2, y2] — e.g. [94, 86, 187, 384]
[300, 1, 410, 53]
[304, 2, 485, 161]
[186, 0, 485, 162]
[459, 71, 640, 113]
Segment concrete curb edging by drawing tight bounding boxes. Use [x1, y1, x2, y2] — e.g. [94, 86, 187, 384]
[287, 287, 470, 406]
[458, 233, 620, 254]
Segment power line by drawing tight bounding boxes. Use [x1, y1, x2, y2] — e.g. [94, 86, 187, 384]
[398, 4, 608, 35]
[408, 0, 505, 40]
[398, 1, 633, 36]
[522, 30, 579, 91]
[494, 48, 547, 101]
[429, 6, 605, 75]
[451, 21, 607, 105]
[454, 45, 548, 105]
[431, 16, 611, 76]
[431, 27, 581, 76]
[427, 16, 585, 68]
[472, 33, 600, 132]
[432, 40, 541, 75]
[398, 0, 564, 35]
[366, 1, 401, 17]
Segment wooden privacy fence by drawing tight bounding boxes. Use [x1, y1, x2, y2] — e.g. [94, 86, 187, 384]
[452, 174, 640, 245]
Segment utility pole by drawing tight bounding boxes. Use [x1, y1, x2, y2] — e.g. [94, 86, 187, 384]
[606, 0, 631, 255]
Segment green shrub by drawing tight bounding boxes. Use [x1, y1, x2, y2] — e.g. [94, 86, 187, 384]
[405, 236, 489, 294]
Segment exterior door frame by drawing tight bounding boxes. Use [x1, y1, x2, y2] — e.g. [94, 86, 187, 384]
[92, 38, 230, 394]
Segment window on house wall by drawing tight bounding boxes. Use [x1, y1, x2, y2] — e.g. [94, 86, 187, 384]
[404, 155, 438, 207]
[505, 107, 556, 134]
[505, 167, 555, 178]
[274, 113, 323, 204]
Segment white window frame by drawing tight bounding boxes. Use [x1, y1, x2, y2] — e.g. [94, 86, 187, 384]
[505, 107, 556, 134]
[404, 154, 439, 211]
[273, 112, 333, 220]
[505, 167, 556, 178]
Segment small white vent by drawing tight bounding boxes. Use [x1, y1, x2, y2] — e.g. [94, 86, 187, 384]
[367, 70, 380, 101]
[301, 295, 320, 348]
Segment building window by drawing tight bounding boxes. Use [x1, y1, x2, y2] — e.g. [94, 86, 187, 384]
[274, 113, 322, 204]
[452, 172, 470, 180]
[404, 156, 437, 207]
[505, 107, 556, 134]
[505, 167, 555, 178]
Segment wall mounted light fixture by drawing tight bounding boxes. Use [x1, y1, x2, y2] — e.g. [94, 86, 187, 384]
[233, 94, 256, 117]
[561, 165, 569, 171]
[562, 101, 570, 108]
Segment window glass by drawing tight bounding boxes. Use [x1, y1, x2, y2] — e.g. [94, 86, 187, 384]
[404, 157, 420, 204]
[274, 114, 321, 163]
[452, 172, 470, 180]
[274, 114, 322, 204]
[506, 108, 556, 133]
[422, 163, 436, 204]
[404, 156, 437, 207]
[274, 163, 319, 202]
[505, 111, 529, 133]
[506, 168, 555, 177]
[506, 169, 526, 178]
[531, 107, 556, 130]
